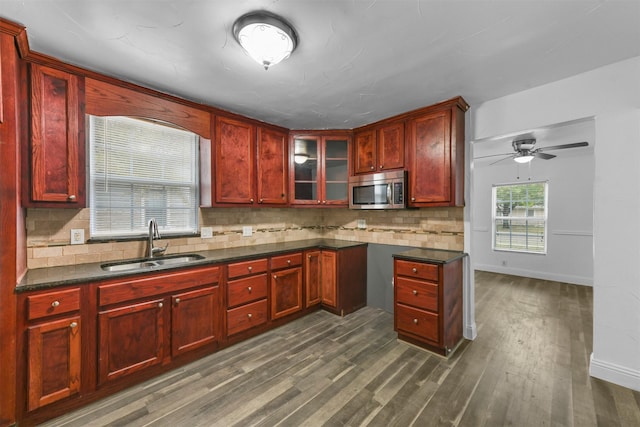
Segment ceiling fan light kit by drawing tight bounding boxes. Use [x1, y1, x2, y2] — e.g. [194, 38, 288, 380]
[477, 137, 589, 165]
[233, 11, 298, 70]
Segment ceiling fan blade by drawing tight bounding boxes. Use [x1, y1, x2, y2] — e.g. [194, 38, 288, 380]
[489, 155, 516, 165]
[534, 152, 556, 160]
[537, 141, 589, 152]
[474, 152, 514, 159]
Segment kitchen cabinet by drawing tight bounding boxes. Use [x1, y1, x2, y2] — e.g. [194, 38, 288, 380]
[215, 116, 256, 204]
[97, 266, 220, 384]
[290, 134, 350, 206]
[406, 98, 468, 207]
[354, 121, 404, 174]
[393, 255, 464, 356]
[270, 252, 303, 319]
[24, 288, 81, 411]
[226, 258, 269, 336]
[26, 63, 85, 207]
[304, 245, 367, 316]
[256, 126, 288, 205]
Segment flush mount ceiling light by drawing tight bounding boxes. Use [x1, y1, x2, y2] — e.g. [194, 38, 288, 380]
[233, 11, 298, 70]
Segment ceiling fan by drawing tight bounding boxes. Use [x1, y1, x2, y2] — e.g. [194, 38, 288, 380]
[476, 137, 589, 165]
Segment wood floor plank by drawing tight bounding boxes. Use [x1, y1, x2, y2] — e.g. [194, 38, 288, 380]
[38, 272, 640, 427]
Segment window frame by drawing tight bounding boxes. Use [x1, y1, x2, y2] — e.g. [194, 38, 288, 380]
[87, 115, 200, 240]
[492, 180, 548, 254]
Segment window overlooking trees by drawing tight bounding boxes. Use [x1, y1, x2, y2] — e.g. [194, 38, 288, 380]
[492, 181, 547, 254]
[89, 116, 199, 239]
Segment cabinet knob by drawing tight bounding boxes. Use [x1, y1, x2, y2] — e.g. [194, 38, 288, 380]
[412, 290, 418, 296]
[411, 197, 416, 202]
[67, 195, 76, 201]
[250, 198, 254, 203]
[322, 200, 327, 204]
[247, 313, 252, 319]
[413, 318, 418, 325]
[259, 198, 264, 203]
[158, 302, 163, 308]
[412, 268, 417, 273]
[370, 165, 374, 170]
[308, 255, 312, 259]
[317, 200, 321, 204]
[248, 266, 252, 272]
[287, 259, 291, 265]
[70, 322, 78, 328]
[379, 165, 384, 169]
[247, 286, 252, 293]
[273, 275, 277, 279]
[175, 298, 181, 305]
[51, 300, 60, 308]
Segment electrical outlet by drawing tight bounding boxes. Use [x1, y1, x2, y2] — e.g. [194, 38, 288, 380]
[201, 227, 213, 239]
[70, 229, 84, 245]
[357, 219, 366, 229]
[242, 226, 252, 237]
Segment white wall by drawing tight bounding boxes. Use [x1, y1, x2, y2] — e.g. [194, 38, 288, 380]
[470, 56, 640, 391]
[472, 120, 595, 286]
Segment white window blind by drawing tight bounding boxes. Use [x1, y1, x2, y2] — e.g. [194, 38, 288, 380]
[89, 116, 199, 239]
[492, 181, 547, 254]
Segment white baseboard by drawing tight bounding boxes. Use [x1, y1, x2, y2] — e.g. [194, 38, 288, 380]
[590, 353, 640, 392]
[473, 264, 593, 286]
[464, 322, 477, 340]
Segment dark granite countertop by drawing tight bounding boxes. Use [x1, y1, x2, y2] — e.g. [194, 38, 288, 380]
[17, 239, 367, 293]
[392, 248, 467, 264]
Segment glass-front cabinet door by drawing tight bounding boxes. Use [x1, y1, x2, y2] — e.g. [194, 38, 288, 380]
[291, 135, 350, 206]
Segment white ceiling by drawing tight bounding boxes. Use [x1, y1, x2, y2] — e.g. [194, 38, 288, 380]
[2, 1, 639, 130]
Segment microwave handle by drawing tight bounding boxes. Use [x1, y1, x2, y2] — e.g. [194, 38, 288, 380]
[387, 183, 392, 204]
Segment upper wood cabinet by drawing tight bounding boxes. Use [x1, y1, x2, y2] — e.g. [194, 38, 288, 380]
[213, 116, 288, 206]
[406, 98, 468, 207]
[26, 63, 85, 207]
[290, 134, 350, 206]
[354, 121, 404, 174]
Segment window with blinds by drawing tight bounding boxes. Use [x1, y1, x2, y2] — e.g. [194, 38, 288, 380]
[89, 116, 199, 239]
[492, 181, 547, 254]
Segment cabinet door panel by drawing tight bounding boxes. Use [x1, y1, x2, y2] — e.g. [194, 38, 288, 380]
[227, 299, 268, 336]
[321, 251, 337, 307]
[27, 316, 81, 411]
[227, 274, 268, 308]
[98, 299, 164, 384]
[396, 303, 439, 343]
[172, 287, 219, 357]
[395, 277, 438, 312]
[354, 130, 376, 174]
[305, 250, 322, 307]
[271, 267, 303, 319]
[257, 127, 288, 204]
[378, 121, 404, 171]
[408, 110, 451, 204]
[29, 63, 84, 206]
[215, 116, 255, 204]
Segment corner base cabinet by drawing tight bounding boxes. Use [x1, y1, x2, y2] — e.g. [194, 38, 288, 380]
[393, 250, 466, 356]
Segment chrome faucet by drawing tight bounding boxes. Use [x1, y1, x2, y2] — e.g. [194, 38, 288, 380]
[147, 218, 168, 258]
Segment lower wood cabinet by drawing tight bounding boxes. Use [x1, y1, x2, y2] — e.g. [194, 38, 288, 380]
[226, 258, 269, 336]
[270, 252, 303, 319]
[171, 286, 219, 357]
[393, 255, 464, 356]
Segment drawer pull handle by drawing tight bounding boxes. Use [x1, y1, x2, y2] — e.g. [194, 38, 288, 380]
[412, 290, 418, 296]
[412, 268, 418, 273]
[287, 259, 291, 265]
[51, 300, 60, 308]
[70, 322, 77, 328]
[175, 298, 181, 305]
[413, 318, 418, 325]
[247, 313, 252, 319]
[248, 266, 253, 272]
[158, 302, 163, 308]
[247, 286, 252, 293]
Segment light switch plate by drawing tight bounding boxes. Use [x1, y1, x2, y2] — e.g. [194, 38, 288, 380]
[201, 227, 213, 239]
[242, 226, 252, 237]
[70, 229, 84, 245]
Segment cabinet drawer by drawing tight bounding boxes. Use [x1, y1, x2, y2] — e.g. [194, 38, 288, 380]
[395, 260, 439, 282]
[227, 274, 268, 308]
[227, 258, 268, 279]
[396, 303, 439, 343]
[227, 299, 268, 336]
[27, 288, 80, 320]
[396, 277, 438, 312]
[271, 252, 302, 270]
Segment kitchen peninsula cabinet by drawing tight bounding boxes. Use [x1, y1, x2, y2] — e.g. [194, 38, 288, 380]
[353, 121, 404, 174]
[25, 63, 85, 208]
[270, 252, 303, 319]
[406, 98, 468, 207]
[393, 250, 465, 356]
[290, 133, 350, 206]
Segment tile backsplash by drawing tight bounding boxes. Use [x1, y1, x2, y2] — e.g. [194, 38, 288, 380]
[26, 207, 463, 269]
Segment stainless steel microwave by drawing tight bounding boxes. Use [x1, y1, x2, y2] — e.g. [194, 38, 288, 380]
[348, 170, 407, 209]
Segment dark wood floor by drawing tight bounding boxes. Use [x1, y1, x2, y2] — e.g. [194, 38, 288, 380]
[40, 271, 640, 426]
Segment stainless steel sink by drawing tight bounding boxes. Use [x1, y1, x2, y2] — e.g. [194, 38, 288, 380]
[101, 254, 205, 272]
